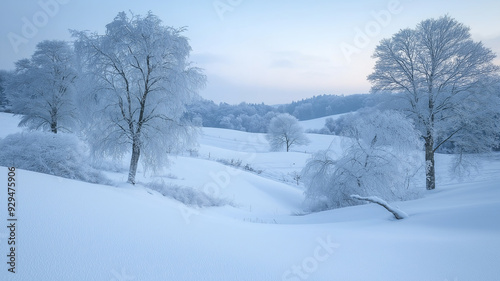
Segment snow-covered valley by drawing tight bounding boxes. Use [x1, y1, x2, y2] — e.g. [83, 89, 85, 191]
[1, 112, 500, 281]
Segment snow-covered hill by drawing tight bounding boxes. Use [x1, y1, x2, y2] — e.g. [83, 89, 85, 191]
[298, 113, 349, 131]
[1, 112, 500, 281]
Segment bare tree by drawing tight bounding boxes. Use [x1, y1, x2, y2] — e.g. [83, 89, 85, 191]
[73, 12, 206, 184]
[266, 113, 310, 152]
[5, 40, 77, 133]
[368, 15, 500, 190]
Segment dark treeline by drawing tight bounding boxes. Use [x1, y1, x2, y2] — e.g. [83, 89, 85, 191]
[279, 94, 369, 120]
[185, 94, 371, 132]
[0, 70, 10, 111]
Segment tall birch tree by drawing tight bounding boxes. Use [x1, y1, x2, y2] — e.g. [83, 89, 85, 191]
[73, 12, 206, 184]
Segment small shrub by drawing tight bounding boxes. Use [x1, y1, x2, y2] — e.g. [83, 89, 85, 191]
[217, 158, 242, 167]
[146, 181, 231, 207]
[0, 132, 108, 184]
[244, 163, 263, 174]
[187, 148, 199, 157]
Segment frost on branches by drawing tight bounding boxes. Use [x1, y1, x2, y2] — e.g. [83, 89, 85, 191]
[0, 132, 107, 184]
[368, 15, 500, 190]
[266, 113, 310, 152]
[73, 12, 206, 184]
[302, 110, 423, 211]
[6, 40, 78, 133]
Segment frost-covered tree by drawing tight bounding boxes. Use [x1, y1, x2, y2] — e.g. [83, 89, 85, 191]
[266, 113, 310, 152]
[73, 12, 206, 184]
[5, 40, 77, 133]
[302, 110, 422, 210]
[0, 70, 11, 111]
[368, 15, 500, 190]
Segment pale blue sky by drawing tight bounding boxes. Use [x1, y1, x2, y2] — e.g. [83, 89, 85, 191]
[2, 0, 500, 104]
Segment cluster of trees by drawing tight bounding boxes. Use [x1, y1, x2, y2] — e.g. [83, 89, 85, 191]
[278, 94, 369, 120]
[184, 94, 371, 133]
[2, 12, 206, 184]
[185, 99, 278, 132]
[302, 15, 500, 211]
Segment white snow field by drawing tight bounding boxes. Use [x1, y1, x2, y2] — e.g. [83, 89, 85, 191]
[1, 112, 500, 281]
[298, 113, 348, 131]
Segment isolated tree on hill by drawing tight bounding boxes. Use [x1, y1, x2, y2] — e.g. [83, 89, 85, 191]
[73, 12, 206, 184]
[368, 15, 500, 190]
[5, 40, 77, 133]
[302, 110, 422, 211]
[266, 113, 310, 152]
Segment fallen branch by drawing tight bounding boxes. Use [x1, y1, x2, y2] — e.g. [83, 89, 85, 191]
[351, 194, 408, 220]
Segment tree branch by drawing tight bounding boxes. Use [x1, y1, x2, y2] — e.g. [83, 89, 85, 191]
[351, 194, 408, 220]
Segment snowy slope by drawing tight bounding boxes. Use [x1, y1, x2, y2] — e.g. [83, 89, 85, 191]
[299, 113, 349, 130]
[1, 112, 500, 281]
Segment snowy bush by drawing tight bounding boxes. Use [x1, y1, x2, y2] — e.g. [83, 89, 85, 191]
[146, 181, 231, 207]
[216, 158, 263, 174]
[0, 132, 108, 184]
[217, 158, 242, 168]
[302, 110, 423, 211]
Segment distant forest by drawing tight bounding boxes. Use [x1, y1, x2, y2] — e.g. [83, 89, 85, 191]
[185, 94, 374, 132]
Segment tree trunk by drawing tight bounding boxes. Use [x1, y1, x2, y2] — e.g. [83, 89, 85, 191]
[50, 121, 57, 133]
[425, 136, 435, 190]
[50, 108, 58, 133]
[127, 137, 141, 184]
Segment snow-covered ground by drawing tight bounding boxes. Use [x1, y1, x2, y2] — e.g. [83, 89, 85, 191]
[1, 112, 500, 281]
[298, 113, 348, 130]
